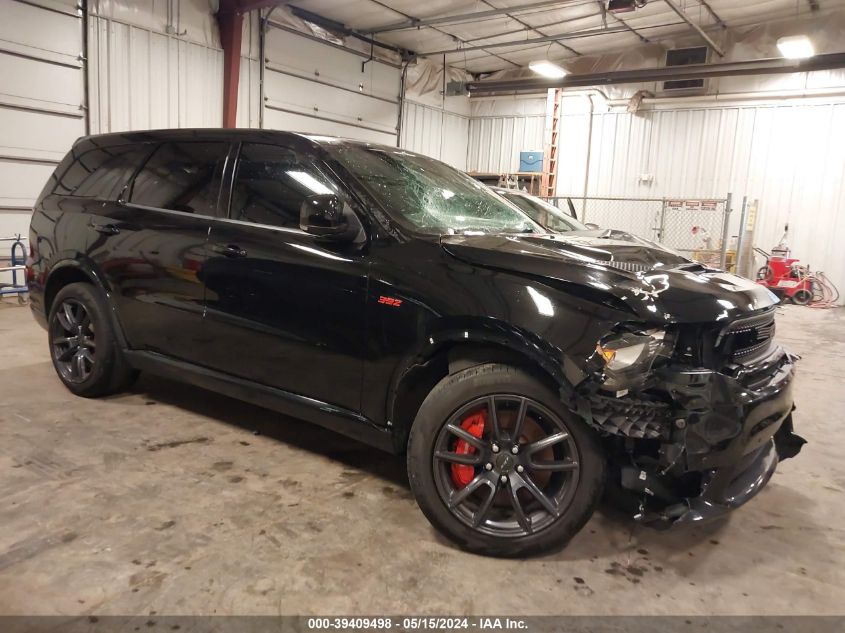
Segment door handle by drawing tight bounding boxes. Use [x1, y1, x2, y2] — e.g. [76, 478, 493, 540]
[210, 243, 248, 258]
[89, 221, 120, 235]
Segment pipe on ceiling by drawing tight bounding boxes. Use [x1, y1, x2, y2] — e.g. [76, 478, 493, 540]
[465, 52, 845, 95]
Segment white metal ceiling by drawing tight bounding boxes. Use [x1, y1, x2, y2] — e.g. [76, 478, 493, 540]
[290, 0, 845, 72]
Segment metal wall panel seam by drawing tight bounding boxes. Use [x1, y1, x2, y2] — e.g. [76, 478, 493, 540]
[264, 103, 397, 137]
[0, 44, 81, 69]
[0, 99, 84, 118]
[11, 0, 81, 18]
[264, 65, 399, 106]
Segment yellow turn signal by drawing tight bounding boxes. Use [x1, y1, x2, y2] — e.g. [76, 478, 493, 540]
[597, 345, 616, 364]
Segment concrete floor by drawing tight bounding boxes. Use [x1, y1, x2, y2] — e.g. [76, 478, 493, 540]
[1, 299, 844, 616]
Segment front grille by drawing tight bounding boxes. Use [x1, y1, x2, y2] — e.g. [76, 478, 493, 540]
[718, 309, 776, 364]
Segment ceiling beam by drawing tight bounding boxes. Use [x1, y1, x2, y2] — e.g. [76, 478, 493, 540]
[418, 21, 691, 57]
[662, 0, 725, 56]
[462, 10, 604, 43]
[361, 0, 522, 68]
[465, 52, 845, 94]
[597, 1, 649, 44]
[361, 0, 578, 34]
[479, 0, 581, 57]
[699, 0, 727, 28]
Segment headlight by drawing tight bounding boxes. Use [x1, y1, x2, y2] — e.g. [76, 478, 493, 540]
[596, 327, 673, 391]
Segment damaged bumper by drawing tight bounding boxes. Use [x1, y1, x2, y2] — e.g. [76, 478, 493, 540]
[595, 345, 806, 526]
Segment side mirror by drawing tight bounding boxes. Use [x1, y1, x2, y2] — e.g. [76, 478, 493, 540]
[300, 194, 346, 237]
[585, 222, 600, 230]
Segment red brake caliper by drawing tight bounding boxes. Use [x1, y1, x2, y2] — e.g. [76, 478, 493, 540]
[450, 411, 486, 488]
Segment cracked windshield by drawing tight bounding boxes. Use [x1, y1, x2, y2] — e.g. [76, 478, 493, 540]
[327, 145, 545, 236]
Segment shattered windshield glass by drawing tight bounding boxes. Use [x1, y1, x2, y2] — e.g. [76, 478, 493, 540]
[324, 145, 545, 236]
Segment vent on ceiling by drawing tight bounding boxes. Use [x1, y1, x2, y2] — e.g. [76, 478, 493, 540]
[663, 46, 707, 92]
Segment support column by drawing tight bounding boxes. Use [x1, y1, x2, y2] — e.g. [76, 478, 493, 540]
[217, 0, 244, 128]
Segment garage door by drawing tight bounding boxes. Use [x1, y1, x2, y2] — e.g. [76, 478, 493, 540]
[263, 26, 400, 145]
[0, 0, 86, 240]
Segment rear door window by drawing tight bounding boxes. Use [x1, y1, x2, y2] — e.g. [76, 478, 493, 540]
[129, 142, 229, 215]
[53, 144, 152, 200]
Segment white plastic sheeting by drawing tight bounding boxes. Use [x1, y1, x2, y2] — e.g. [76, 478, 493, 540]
[0, 0, 85, 247]
[466, 97, 546, 173]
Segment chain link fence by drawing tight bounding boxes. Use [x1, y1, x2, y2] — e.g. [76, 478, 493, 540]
[545, 195, 732, 269]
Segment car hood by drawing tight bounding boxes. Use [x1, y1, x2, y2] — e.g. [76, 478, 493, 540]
[440, 231, 779, 323]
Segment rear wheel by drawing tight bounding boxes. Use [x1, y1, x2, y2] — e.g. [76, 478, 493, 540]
[48, 282, 138, 397]
[407, 363, 605, 557]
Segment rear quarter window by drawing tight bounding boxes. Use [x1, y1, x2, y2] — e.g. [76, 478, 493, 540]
[52, 144, 153, 200]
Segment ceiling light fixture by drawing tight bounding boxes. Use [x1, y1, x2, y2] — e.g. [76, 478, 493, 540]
[777, 35, 815, 59]
[607, 0, 638, 13]
[529, 60, 568, 78]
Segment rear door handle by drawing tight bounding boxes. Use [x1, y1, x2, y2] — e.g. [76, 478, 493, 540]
[89, 221, 120, 235]
[210, 243, 248, 258]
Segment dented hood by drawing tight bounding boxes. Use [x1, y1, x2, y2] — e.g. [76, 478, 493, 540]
[440, 232, 779, 323]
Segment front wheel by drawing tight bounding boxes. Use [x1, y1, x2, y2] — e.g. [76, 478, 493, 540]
[407, 363, 606, 557]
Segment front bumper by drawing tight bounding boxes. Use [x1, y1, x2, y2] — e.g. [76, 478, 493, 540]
[603, 345, 805, 526]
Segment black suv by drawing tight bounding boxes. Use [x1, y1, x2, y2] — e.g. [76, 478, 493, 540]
[28, 129, 804, 556]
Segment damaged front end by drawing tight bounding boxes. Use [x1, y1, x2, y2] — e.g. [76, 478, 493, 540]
[578, 306, 806, 527]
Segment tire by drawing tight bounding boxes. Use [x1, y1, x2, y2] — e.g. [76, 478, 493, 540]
[407, 363, 606, 557]
[48, 282, 138, 397]
[791, 288, 812, 305]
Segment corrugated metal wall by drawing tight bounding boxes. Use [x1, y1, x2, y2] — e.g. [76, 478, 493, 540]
[466, 97, 546, 173]
[0, 0, 85, 248]
[87, 14, 223, 133]
[554, 96, 845, 299]
[400, 101, 469, 170]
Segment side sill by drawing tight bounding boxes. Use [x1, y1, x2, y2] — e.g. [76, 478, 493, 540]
[124, 350, 397, 454]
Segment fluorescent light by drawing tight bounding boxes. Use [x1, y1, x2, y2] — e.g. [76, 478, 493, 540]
[777, 35, 814, 59]
[287, 170, 333, 195]
[529, 60, 567, 79]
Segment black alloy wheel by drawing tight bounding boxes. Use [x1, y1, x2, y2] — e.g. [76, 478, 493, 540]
[408, 363, 605, 557]
[432, 395, 580, 537]
[47, 282, 138, 397]
[50, 299, 96, 384]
